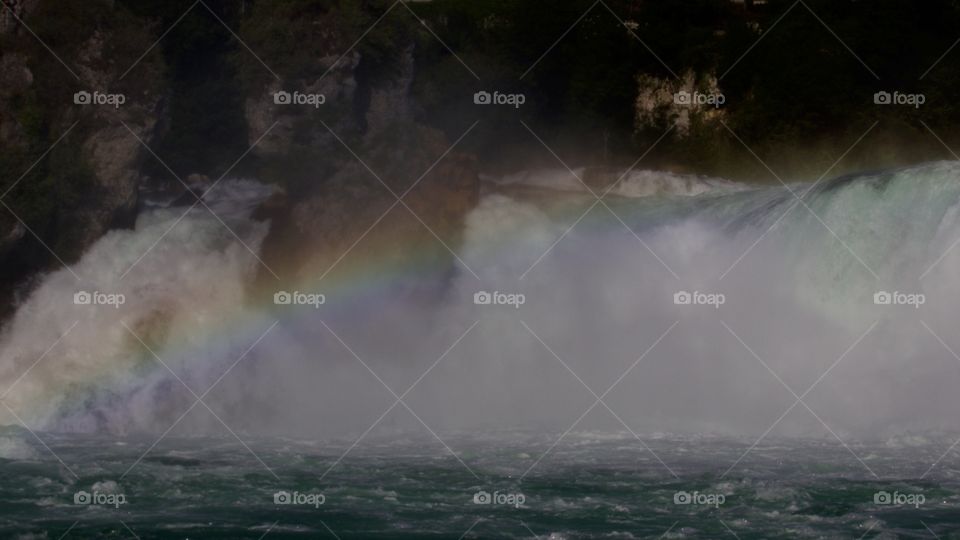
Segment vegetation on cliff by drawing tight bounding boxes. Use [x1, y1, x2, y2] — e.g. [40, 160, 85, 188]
[0, 0, 162, 308]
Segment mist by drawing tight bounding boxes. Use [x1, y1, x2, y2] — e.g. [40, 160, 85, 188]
[2, 163, 959, 446]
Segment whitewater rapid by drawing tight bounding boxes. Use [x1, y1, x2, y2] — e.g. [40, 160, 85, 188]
[3, 162, 960, 441]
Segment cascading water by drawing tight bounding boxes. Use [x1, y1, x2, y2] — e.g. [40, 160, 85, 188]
[3, 163, 960, 442]
[3, 163, 960, 538]
[0, 180, 273, 433]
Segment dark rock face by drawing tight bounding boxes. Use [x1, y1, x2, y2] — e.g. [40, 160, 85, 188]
[0, 0, 483, 313]
[259, 123, 479, 288]
[0, 1, 165, 313]
[246, 34, 480, 290]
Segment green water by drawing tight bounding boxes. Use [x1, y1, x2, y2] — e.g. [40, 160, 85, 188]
[1, 430, 958, 538]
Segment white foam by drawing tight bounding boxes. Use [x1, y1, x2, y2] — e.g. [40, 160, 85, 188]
[491, 167, 744, 197]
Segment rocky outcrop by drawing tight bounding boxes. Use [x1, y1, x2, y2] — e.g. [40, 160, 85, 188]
[0, 0, 165, 313]
[240, 11, 480, 291]
[244, 51, 361, 160]
[634, 70, 727, 138]
[68, 27, 164, 248]
[243, 43, 418, 164]
[0, 0, 38, 34]
[259, 123, 479, 289]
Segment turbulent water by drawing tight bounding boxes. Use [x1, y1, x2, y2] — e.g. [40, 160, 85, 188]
[3, 430, 960, 539]
[3, 162, 960, 537]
